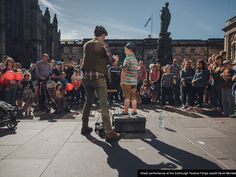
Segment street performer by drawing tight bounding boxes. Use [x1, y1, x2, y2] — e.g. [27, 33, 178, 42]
[81, 25, 120, 141]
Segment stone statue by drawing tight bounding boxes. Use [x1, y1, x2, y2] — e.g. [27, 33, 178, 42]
[160, 2, 171, 33]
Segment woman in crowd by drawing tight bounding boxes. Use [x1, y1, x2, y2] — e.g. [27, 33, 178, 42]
[2, 57, 18, 106]
[180, 59, 195, 108]
[210, 55, 223, 110]
[71, 69, 82, 104]
[220, 60, 235, 117]
[189, 59, 209, 112]
[149, 63, 161, 103]
[161, 65, 174, 108]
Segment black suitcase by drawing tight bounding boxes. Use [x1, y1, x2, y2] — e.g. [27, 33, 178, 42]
[112, 113, 146, 133]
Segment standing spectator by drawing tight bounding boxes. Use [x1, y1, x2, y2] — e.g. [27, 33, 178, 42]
[205, 57, 214, 106]
[211, 55, 223, 109]
[190, 60, 209, 112]
[137, 61, 147, 92]
[2, 57, 17, 106]
[170, 58, 181, 106]
[161, 65, 174, 108]
[51, 62, 62, 83]
[71, 69, 82, 104]
[35, 53, 52, 112]
[137, 61, 147, 104]
[220, 60, 234, 117]
[65, 62, 74, 83]
[180, 59, 195, 108]
[149, 64, 161, 103]
[120, 42, 138, 115]
[29, 63, 37, 107]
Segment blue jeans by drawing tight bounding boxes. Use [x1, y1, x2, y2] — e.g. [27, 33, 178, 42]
[4, 87, 17, 106]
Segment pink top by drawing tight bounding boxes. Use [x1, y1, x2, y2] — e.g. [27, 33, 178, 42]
[150, 70, 160, 82]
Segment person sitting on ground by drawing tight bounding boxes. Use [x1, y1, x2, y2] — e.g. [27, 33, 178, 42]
[54, 82, 66, 113]
[21, 72, 35, 116]
[140, 79, 152, 104]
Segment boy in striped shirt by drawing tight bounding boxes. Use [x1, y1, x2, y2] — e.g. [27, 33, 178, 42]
[120, 42, 138, 115]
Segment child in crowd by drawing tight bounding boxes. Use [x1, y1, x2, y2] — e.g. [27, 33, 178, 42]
[140, 79, 152, 104]
[21, 72, 35, 116]
[54, 82, 66, 113]
[71, 69, 81, 104]
[161, 65, 174, 108]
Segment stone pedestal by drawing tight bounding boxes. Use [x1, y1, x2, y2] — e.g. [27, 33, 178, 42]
[156, 32, 173, 66]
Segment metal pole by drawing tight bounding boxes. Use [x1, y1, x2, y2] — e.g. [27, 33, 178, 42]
[151, 15, 153, 38]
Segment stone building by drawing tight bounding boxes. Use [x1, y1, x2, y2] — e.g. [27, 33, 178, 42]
[0, 0, 61, 67]
[61, 38, 223, 66]
[223, 16, 236, 62]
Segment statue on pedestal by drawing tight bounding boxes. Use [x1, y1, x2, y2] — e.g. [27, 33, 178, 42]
[160, 2, 171, 33]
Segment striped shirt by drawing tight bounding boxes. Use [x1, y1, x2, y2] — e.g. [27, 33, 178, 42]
[170, 64, 181, 79]
[123, 54, 138, 85]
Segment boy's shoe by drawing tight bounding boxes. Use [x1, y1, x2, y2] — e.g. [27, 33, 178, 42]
[120, 112, 129, 116]
[81, 127, 93, 135]
[131, 112, 137, 116]
[105, 131, 120, 142]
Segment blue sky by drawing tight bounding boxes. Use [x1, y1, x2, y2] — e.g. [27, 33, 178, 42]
[39, 0, 236, 40]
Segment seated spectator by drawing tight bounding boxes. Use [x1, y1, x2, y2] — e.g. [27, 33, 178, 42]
[140, 79, 152, 104]
[21, 72, 35, 116]
[54, 82, 66, 113]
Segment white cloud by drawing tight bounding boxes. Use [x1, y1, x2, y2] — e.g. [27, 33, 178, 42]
[39, 0, 64, 15]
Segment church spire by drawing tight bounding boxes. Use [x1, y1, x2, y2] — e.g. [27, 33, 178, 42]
[44, 7, 50, 23]
[53, 14, 58, 26]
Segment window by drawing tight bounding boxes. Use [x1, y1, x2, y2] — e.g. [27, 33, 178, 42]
[191, 48, 195, 54]
[181, 48, 185, 54]
[172, 48, 176, 54]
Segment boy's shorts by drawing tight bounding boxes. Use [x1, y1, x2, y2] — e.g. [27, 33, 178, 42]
[122, 85, 137, 100]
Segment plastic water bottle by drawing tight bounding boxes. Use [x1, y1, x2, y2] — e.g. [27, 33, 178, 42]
[159, 111, 164, 129]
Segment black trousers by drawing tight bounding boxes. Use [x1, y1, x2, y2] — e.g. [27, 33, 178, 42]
[161, 87, 174, 106]
[38, 80, 50, 110]
[190, 87, 205, 108]
[182, 83, 192, 106]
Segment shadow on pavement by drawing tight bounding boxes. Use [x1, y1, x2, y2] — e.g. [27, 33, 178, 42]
[141, 138, 221, 170]
[0, 128, 16, 137]
[86, 132, 221, 177]
[86, 135, 177, 177]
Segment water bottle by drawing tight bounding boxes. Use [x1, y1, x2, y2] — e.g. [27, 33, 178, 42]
[159, 111, 164, 129]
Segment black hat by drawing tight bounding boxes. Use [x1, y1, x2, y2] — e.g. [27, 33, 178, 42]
[125, 42, 137, 52]
[94, 25, 108, 37]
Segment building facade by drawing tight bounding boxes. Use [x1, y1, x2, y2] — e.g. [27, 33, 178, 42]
[223, 16, 236, 62]
[61, 38, 223, 66]
[0, 0, 61, 67]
